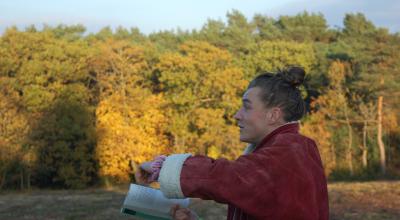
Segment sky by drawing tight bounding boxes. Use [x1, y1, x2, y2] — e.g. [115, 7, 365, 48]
[0, 0, 399, 35]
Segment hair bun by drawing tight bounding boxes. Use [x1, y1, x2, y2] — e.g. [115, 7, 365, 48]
[278, 66, 305, 87]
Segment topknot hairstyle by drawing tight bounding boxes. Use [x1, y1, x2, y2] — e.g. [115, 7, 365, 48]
[248, 66, 306, 122]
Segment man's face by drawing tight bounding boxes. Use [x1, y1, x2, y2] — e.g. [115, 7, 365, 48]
[234, 87, 278, 145]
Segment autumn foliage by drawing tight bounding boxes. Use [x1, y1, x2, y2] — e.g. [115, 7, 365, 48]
[1, 11, 399, 189]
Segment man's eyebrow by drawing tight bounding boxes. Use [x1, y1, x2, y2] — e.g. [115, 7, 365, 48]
[242, 98, 251, 103]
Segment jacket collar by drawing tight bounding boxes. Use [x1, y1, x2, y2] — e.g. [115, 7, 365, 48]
[250, 121, 300, 152]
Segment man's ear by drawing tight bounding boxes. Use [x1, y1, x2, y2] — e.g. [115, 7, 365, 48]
[267, 107, 283, 124]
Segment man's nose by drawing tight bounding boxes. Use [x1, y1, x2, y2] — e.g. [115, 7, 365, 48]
[234, 110, 241, 121]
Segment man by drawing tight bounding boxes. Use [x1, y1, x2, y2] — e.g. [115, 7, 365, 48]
[138, 67, 329, 220]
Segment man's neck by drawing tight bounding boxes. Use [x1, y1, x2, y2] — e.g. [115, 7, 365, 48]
[254, 121, 299, 146]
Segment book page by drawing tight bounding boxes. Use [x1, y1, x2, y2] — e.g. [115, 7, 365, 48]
[122, 184, 190, 218]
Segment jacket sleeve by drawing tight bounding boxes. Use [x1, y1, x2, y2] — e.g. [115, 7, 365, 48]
[158, 146, 309, 218]
[180, 153, 275, 205]
[159, 139, 323, 217]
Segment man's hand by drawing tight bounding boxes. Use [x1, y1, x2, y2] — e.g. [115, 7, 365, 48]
[170, 204, 198, 220]
[135, 155, 166, 185]
[135, 162, 153, 185]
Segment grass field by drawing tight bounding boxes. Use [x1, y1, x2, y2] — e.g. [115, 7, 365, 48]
[0, 181, 399, 220]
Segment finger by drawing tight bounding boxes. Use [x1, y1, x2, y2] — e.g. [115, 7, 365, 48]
[175, 212, 189, 220]
[154, 155, 167, 161]
[135, 171, 145, 184]
[135, 169, 152, 184]
[140, 162, 153, 173]
[170, 204, 180, 217]
[175, 208, 192, 220]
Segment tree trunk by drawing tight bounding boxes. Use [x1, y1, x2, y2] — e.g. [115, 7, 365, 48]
[344, 104, 354, 176]
[20, 170, 24, 190]
[204, 145, 209, 156]
[27, 171, 31, 189]
[330, 144, 337, 169]
[377, 96, 386, 174]
[174, 135, 186, 153]
[362, 120, 368, 168]
[0, 171, 5, 190]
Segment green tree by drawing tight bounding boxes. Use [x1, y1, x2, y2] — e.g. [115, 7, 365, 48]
[252, 14, 283, 41]
[30, 92, 97, 189]
[155, 41, 247, 158]
[0, 28, 97, 188]
[245, 40, 316, 80]
[276, 11, 332, 42]
[0, 82, 31, 189]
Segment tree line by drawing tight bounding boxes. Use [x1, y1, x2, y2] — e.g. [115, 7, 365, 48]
[0, 10, 399, 189]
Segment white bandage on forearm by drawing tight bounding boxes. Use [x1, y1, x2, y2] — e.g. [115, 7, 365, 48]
[158, 153, 192, 198]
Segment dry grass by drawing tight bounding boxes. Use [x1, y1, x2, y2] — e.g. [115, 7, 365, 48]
[329, 181, 400, 220]
[0, 181, 399, 219]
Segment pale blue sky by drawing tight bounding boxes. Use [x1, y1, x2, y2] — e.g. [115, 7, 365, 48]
[1, 0, 399, 34]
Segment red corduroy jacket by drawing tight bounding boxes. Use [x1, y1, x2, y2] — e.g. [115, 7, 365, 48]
[179, 123, 329, 220]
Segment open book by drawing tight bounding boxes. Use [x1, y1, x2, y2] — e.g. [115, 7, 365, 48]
[121, 184, 190, 220]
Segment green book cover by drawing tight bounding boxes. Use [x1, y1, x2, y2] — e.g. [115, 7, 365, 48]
[121, 208, 170, 220]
